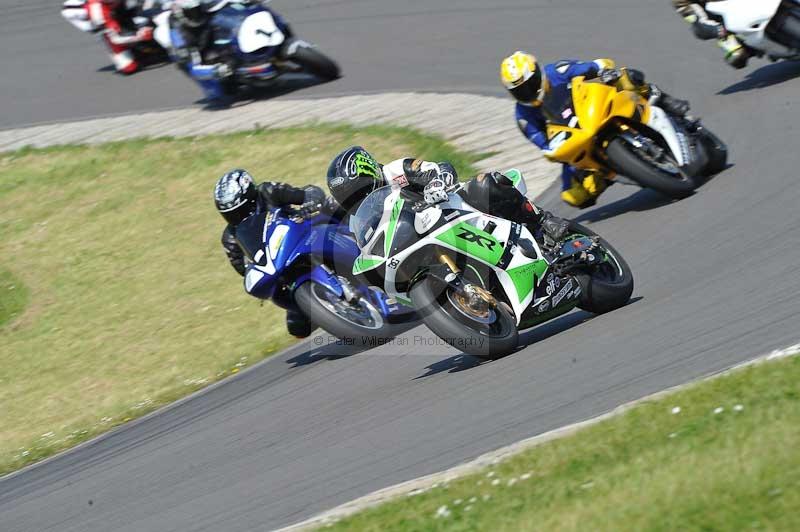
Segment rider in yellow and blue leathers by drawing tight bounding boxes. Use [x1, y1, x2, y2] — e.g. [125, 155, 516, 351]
[501, 52, 690, 208]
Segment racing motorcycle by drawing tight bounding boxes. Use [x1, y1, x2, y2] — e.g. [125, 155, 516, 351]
[349, 172, 634, 359]
[706, 0, 800, 62]
[237, 203, 415, 343]
[61, 0, 173, 67]
[172, 0, 340, 95]
[542, 68, 728, 199]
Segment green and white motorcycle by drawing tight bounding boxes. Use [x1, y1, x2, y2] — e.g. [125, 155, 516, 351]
[349, 170, 634, 359]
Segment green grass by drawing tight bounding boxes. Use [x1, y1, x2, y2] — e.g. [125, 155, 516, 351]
[0, 124, 482, 476]
[328, 355, 800, 531]
[0, 268, 29, 328]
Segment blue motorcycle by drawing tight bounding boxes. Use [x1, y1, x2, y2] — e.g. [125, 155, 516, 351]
[235, 206, 416, 342]
[171, 1, 340, 101]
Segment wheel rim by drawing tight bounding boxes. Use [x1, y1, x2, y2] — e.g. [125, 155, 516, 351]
[442, 287, 511, 338]
[630, 136, 692, 182]
[310, 284, 384, 330]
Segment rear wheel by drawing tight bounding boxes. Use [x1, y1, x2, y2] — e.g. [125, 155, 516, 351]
[410, 277, 518, 360]
[287, 44, 340, 81]
[696, 127, 728, 176]
[568, 222, 634, 314]
[606, 136, 696, 199]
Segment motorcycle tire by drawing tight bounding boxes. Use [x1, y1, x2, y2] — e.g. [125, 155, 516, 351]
[289, 45, 340, 81]
[294, 282, 401, 344]
[606, 137, 696, 199]
[696, 127, 728, 176]
[409, 276, 519, 360]
[568, 222, 634, 315]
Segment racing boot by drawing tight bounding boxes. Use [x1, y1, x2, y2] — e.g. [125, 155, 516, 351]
[649, 84, 691, 118]
[719, 35, 749, 69]
[286, 309, 313, 338]
[561, 171, 611, 209]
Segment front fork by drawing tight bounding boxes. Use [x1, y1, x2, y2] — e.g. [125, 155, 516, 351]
[434, 250, 498, 310]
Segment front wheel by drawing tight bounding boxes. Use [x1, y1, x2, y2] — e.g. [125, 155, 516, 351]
[606, 136, 696, 199]
[285, 42, 340, 81]
[410, 277, 519, 360]
[294, 282, 390, 342]
[568, 222, 634, 314]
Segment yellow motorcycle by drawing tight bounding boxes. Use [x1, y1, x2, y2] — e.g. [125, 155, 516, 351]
[543, 69, 727, 198]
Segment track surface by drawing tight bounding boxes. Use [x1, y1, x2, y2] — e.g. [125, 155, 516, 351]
[3, 0, 800, 530]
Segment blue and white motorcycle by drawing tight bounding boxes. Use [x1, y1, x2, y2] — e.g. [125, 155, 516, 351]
[171, 0, 340, 100]
[236, 205, 415, 343]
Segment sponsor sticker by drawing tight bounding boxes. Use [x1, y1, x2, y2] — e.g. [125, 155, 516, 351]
[552, 278, 574, 307]
[392, 174, 409, 187]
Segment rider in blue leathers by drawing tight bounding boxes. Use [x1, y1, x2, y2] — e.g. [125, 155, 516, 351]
[501, 52, 690, 208]
[170, 0, 278, 107]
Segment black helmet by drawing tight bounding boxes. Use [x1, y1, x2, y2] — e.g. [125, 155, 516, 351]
[174, 0, 212, 29]
[214, 169, 258, 225]
[326, 146, 383, 212]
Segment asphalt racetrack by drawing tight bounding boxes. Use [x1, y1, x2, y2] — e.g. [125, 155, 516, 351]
[3, 1, 800, 530]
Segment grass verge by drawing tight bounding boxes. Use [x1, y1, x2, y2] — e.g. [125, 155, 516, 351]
[0, 124, 483, 476]
[0, 268, 29, 328]
[326, 354, 800, 531]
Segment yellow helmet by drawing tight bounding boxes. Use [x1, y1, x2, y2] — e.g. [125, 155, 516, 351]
[500, 51, 549, 106]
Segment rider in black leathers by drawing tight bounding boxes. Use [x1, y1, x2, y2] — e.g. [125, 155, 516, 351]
[214, 169, 342, 337]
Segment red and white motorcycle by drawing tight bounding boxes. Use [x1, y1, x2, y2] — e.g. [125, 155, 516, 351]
[61, 0, 173, 67]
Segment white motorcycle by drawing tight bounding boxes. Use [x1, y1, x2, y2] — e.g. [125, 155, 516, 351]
[707, 0, 800, 61]
[350, 174, 634, 359]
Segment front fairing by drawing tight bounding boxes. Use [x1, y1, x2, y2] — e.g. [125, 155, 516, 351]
[544, 76, 649, 170]
[242, 208, 359, 300]
[211, 5, 288, 62]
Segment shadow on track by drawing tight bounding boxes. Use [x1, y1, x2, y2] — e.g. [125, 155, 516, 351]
[285, 343, 360, 368]
[414, 354, 485, 379]
[719, 61, 800, 95]
[414, 311, 597, 380]
[573, 188, 674, 224]
[200, 74, 338, 111]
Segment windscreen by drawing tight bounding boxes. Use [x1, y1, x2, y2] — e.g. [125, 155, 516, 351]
[234, 211, 268, 263]
[349, 186, 394, 249]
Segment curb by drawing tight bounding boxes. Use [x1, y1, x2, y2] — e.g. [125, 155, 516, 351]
[0, 92, 561, 198]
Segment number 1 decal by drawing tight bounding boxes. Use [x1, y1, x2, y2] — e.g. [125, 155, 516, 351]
[238, 11, 285, 53]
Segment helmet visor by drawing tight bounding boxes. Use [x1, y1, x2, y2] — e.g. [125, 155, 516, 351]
[509, 68, 544, 104]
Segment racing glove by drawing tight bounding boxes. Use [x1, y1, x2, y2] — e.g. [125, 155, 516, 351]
[302, 185, 326, 206]
[214, 62, 234, 79]
[598, 68, 622, 85]
[136, 26, 154, 42]
[297, 200, 322, 218]
[540, 212, 570, 244]
[423, 178, 449, 206]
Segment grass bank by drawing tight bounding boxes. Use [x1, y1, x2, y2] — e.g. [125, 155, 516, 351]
[0, 268, 28, 328]
[0, 124, 482, 476]
[327, 353, 800, 531]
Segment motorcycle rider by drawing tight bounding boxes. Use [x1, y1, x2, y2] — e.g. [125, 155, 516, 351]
[672, 1, 751, 69]
[325, 146, 571, 248]
[87, 0, 155, 74]
[170, 0, 275, 107]
[214, 169, 340, 338]
[500, 51, 691, 209]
